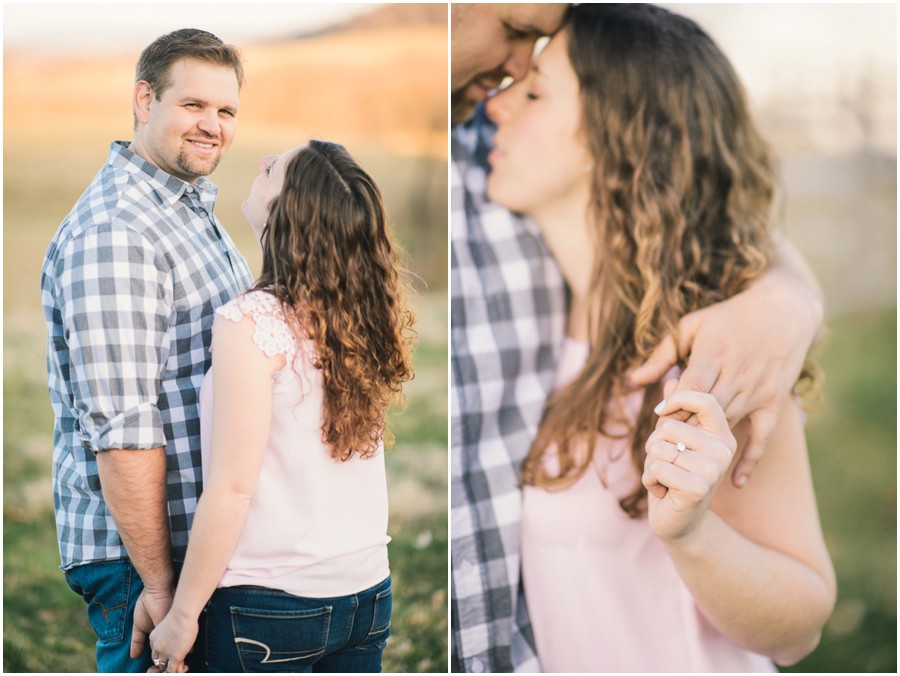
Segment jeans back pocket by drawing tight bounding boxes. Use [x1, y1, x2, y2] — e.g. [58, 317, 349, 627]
[63, 559, 133, 644]
[231, 605, 332, 672]
[356, 583, 392, 651]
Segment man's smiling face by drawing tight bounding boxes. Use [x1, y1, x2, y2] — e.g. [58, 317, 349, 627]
[133, 57, 240, 182]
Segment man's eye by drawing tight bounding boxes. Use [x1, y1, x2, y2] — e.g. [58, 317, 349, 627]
[504, 24, 528, 40]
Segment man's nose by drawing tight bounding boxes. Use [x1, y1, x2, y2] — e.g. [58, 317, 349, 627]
[197, 109, 221, 137]
[502, 39, 537, 82]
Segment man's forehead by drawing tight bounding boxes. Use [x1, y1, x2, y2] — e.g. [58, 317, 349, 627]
[164, 59, 240, 98]
[500, 3, 567, 36]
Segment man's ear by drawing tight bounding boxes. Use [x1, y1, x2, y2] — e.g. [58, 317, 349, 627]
[133, 81, 154, 126]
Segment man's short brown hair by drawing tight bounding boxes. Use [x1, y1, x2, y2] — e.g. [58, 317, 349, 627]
[135, 28, 244, 98]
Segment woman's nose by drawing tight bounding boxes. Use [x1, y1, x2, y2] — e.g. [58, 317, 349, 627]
[486, 85, 514, 125]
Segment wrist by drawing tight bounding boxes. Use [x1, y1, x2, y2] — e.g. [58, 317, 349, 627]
[661, 510, 716, 556]
[750, 276, 823, 357]
[140, 570, 177, 598]
[755, 262, 823, 329]
[168, 597, 203, 626]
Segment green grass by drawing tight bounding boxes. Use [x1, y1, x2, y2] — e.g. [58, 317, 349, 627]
[780, 307, 897, 673]
[3, 292, 448, 674]
[4, 507, 97, 672]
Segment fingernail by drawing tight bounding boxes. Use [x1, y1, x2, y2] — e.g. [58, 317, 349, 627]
[653, 399, 666, 415]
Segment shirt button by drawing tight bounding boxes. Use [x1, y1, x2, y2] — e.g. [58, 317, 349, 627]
[471, 658, 485, 673]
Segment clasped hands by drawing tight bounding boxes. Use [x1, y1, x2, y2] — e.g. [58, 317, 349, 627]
[130, 588, 194, 673]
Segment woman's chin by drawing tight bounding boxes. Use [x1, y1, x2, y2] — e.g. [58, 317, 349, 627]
[488, 173, 537, 215]
[486, 180, 515, 213]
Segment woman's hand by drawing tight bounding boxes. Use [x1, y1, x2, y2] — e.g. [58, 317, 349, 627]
[630, 237, 823, 488]
[642, 390, 736, 545]
[147, 610, 196, 673]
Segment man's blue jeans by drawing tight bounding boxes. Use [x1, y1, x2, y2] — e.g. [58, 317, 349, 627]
[202, 575, 392, 672]
[64, 558, 205, 673]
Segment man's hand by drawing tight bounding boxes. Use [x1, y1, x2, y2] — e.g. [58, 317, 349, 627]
[130, 587, 175, 660]
[631, 244, 822, 487]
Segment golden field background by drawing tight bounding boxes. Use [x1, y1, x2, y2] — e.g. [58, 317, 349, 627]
[6, 25, 448, 158]
[5, 10, 449, 294]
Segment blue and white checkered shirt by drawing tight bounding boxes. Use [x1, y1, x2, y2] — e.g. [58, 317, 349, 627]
[42, 141, 253, 570]
[450, 107, 567, 672]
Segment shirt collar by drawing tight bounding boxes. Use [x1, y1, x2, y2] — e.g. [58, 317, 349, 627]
[108, 140, 220, 207]
[452, 103, 497, 172]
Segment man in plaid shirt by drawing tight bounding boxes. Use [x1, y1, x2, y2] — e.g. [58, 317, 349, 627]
[41, 29, 252, 672]
[450, 5, 824, 672]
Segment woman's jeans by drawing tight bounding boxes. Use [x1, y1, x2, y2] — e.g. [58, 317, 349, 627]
[203, 575, 392, 673]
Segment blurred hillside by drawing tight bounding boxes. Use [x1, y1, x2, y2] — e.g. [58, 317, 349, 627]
[298, 2, 446, 37]
[4, 3, 448, 293]
[679, 4, 896, 318]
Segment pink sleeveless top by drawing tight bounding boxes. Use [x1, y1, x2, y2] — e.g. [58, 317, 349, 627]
[521, 338, 775, 672]
[199, 291, 390, 598]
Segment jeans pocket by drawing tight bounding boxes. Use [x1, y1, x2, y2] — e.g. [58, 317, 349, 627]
[356, 583, 392, 650]
[230, 604, 332, 672]
[63, 559, 133, 644]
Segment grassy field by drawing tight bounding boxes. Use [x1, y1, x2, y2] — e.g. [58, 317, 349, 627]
[781, 307, 897, 673]
[3, 287, 448, 673]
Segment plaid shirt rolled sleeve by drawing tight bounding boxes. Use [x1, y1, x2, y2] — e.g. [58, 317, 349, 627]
[42, 141, 252, 569]
[450, 107, 567, 672]
[58, 222, 171, 452]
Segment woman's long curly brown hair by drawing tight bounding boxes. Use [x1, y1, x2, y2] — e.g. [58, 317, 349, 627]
[253, 140, 415, 460]
[523, 4, 785, 514]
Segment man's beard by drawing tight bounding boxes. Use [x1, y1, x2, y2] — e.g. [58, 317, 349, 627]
[451, 88, 476, 126]
[176, 147, 222, 179]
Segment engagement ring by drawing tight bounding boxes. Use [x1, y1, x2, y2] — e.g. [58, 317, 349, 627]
[672, 441, 687, 464]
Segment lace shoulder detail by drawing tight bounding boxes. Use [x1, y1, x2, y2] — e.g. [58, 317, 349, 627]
[216, 290, 297, 361]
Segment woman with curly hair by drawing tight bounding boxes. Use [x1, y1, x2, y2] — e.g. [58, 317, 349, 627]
[148, 140, 415, 672]
[485, 4, 835, 672]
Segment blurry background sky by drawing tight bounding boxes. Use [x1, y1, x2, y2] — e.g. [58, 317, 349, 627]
[4, 3, 379, 52]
